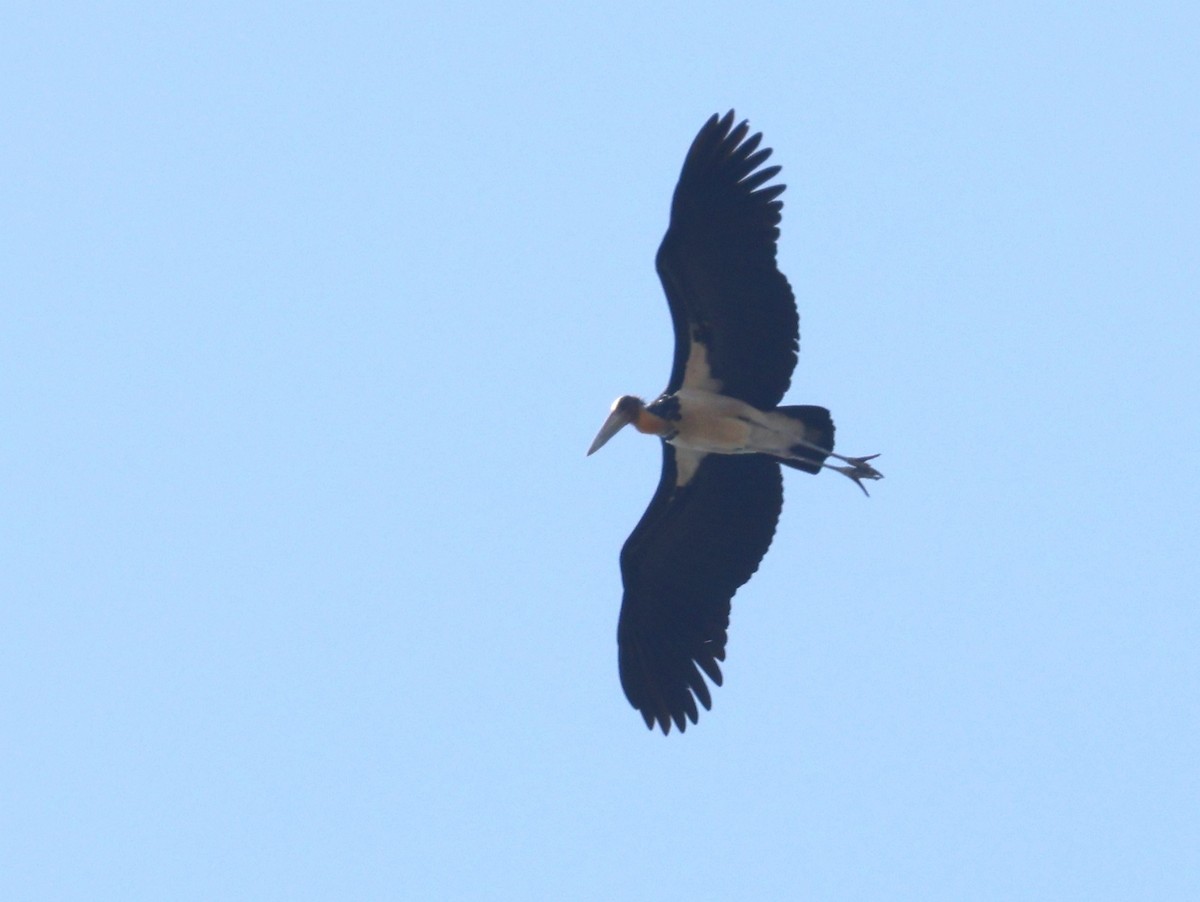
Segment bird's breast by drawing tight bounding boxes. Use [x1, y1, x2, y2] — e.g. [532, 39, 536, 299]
[668, 391, 762, 454]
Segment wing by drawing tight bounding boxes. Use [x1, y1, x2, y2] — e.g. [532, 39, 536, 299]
[656, 111, 799, 409]
[617, 445, 784, 733]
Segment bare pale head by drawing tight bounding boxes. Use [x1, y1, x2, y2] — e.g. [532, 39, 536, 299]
[587, 395, 645, 455]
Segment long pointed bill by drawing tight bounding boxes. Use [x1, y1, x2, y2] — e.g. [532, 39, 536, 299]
[587, 408, 634, 455]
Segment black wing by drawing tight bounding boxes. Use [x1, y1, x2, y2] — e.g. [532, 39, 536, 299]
[656, 111, 799, 410]
[617, 447, 783, 733]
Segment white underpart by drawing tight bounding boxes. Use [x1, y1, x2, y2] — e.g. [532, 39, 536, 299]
[670, 390, 806, 454]
[680, 335, 722, 393]
[668, 389, 819, 486]
[672, 447, 706, 487]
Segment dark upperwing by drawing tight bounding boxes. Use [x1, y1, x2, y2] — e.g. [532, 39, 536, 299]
[617, 447, 784, 733]
[655, 111, 799, 409]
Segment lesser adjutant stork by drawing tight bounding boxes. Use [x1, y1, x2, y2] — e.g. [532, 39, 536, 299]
[588, 111, 882, 734]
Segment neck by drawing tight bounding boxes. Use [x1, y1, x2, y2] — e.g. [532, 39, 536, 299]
[634, 408, 670, 436]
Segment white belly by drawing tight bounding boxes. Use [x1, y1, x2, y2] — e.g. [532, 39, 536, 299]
[667, 390, 799, 456]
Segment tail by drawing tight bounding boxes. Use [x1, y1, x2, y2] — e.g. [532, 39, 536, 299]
[771, 405, 834, 474]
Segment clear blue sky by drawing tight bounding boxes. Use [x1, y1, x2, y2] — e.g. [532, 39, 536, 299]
[4, 3, 1198, 899]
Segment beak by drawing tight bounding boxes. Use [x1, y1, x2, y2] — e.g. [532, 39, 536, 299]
[587, 408, 633, 455]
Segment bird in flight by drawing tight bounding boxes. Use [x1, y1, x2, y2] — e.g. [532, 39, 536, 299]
[588, 111, 882, 734]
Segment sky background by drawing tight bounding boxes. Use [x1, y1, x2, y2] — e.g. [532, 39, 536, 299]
[4, 3, 1198, 899]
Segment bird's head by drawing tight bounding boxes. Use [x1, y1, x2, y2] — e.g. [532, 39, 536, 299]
[587, 395, 646, 455]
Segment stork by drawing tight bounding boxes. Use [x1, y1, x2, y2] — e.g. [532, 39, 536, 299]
[588, 111, 882, 734]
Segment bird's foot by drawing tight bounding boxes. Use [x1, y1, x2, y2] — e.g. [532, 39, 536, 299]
[833, 454, 883, 497]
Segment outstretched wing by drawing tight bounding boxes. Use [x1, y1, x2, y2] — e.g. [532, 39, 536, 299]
[656, 111, 799, 409]
[617, 446, 783, 733]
